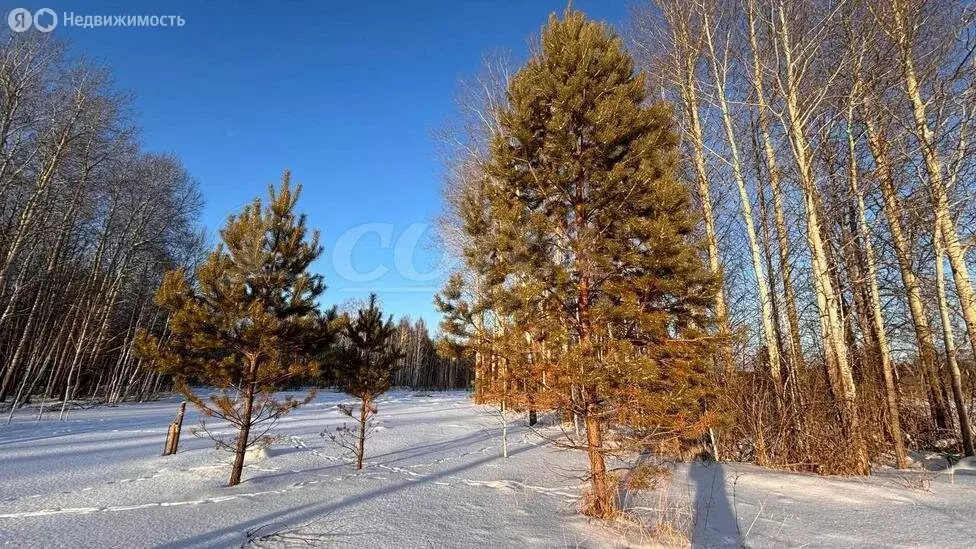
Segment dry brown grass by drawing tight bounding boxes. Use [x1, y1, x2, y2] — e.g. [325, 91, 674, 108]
[715, 359, 971, 475]
[608, 463, 695, 548]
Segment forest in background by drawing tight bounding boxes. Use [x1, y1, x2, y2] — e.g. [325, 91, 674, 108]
[0, 35, 205, 414]
[0, 34, 470, 421]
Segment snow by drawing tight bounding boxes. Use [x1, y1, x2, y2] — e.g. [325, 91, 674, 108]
[669, 461, 976, 547]
[0, 391, 604, 548]
[948, 456, 976, 473]
[1, 391, 975, 548]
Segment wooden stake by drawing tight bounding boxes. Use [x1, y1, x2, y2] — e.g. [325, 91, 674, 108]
[163, 401, 186, 456]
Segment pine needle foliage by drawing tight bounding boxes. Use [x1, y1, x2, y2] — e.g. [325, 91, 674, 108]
[327, 293, 404, 469]
[437, 9, 721, 517]
[136, 172, 335, 486]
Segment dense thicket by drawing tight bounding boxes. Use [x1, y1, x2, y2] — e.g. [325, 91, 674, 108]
[629, 0, 976, 470]
[0, 34, 204, 418]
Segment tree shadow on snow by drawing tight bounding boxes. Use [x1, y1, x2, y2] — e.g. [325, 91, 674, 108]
[365, 429, 495, 465]
[690, 461, 743, 548]
[156, 441, 543, 548]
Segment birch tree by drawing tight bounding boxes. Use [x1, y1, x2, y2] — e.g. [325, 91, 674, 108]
[872, 0, 976, 365]
[0, 33, 204, 416]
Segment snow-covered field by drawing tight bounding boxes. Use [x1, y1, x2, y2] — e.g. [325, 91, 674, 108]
[1, 391, 974, 548]
[0, 391, 604, 548]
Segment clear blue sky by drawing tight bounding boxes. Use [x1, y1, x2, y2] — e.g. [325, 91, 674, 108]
[36, 0, 630, 328]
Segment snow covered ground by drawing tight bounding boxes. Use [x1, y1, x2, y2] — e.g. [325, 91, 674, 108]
[1, 391, 974, 548]
[0, 391, 605, 548]
[665, 459, 976, 548]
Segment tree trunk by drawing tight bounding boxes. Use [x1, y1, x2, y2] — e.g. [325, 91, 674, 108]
[228, 380, 256, 487]
[846, 107, 907, 468]
[864, 119, 950, 430]
[702, 9, 782, 398]
[502, 408, 509, 458]
[667, 8, 732, 378]
[773, 1, 868, 473]
[892, 3, 976, 368]
[163, 401, 187, 456]
[935, 225, 975, 457]
[357, 397, 368, 469]
[747, 0, 804, 401]
[584, 400, 611, 517]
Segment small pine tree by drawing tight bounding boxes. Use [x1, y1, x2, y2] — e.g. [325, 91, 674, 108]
[327, 294, 403, 469]
[137, 172, 334, 487]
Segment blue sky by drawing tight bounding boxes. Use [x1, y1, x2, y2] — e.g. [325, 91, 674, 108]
[28, 0, 629, 327]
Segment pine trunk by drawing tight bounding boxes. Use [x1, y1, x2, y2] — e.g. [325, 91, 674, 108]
[229, 359, 259, 487]
[357, 397, 368, 469]
[584, 400, 611, 517]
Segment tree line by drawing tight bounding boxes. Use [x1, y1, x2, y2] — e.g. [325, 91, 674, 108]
[635, 0, 976, 469]
[0, 34, 204, 419]
[392, 316, 471, 390]
[0, 33, 471, 424]
[435, 1, 976, 518]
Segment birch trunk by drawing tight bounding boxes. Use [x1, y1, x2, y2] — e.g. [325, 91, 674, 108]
[746, 0, 804, 401]
[772, 1, 868, 473]
[845, 93, 907, 468]
[665, 6, 733, 377]
[889, 2, 976, 367]
[934, 224, 975, 456]
[701, 6, 782, 398]
[863, 118, 950, 430]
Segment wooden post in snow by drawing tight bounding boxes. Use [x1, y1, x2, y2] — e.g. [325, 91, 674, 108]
[162, 401, 186, 456]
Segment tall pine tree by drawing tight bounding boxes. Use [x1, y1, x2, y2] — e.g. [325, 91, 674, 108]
[137, 173, 334, 486]
[439, 10, 720, 516]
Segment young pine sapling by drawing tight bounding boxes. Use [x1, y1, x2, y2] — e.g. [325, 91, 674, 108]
[326, 294, 403, 469]
[137, 173, 335, 486]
